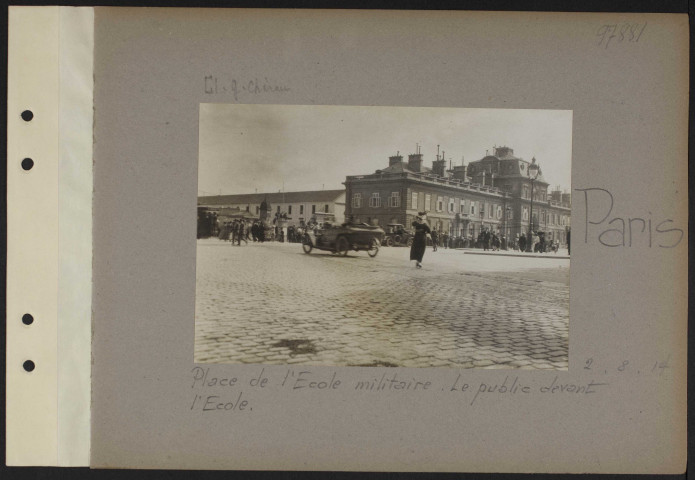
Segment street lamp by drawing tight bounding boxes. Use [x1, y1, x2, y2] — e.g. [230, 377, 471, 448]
[504, 206, 512, 250]
[527, 157, 540, 252]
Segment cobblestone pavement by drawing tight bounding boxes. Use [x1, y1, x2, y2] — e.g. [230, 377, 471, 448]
[195, 239, 569, 369]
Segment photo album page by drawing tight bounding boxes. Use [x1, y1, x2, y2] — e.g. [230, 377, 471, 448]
[6, 6, 688, 472]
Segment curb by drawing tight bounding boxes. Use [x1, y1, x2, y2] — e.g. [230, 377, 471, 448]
[463, 251, 570, 259]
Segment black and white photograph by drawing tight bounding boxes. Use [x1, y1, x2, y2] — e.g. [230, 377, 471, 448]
[195, 104, 572, 369]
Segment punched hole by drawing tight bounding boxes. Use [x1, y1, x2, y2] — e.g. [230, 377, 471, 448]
[21, 158, 34, 171]
[21, 110, 34, 122]
[22, 314, 34, 325]
[23, 360, 35, 372]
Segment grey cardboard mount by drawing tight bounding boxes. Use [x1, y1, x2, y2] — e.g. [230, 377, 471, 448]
[91, 8, 687, 472]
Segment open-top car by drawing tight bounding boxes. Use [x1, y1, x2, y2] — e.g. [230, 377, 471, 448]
[302, 221, 384, 257]
[383, 223, 414, 247]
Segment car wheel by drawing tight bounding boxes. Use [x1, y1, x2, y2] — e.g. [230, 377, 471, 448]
[393, 234, 401, 245]
[302, 235, 313, 254]
[406, 237, 413, 247]
[384, 237, 392, 247]
[367, 238, 379, 257]
[336, 236, 350, 256]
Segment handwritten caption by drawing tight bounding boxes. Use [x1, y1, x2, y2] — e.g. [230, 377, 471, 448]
[597, 22, 647, 49]
[204, 75, 290, 101]
[575, 187, 684, 248]
[189, 356, 670, 413]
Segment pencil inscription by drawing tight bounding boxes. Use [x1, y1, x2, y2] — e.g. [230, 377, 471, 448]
[597, 22, 647, 49]
[204, 75, 291, 101]
[575, 187, 684, 248]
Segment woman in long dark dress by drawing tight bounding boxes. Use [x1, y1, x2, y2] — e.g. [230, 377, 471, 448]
[410, 213, 431, 268]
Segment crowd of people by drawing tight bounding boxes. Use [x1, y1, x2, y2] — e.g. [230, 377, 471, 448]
[412, 213, 568, 269]
[217, 219, 272, 244]
[215, 217, 568, 259]
[216, 220, 316, 244]
[421, 229, 562, 253]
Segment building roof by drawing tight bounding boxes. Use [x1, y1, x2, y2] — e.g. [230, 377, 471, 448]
[198, 189, 345, 206]
[468, 154, 548, 184]
[376, 162, 432, 174]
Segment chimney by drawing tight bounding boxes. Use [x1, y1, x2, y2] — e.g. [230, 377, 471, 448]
[451, 164, 468, 181]
[432, 154, 446, 177]
[389, 151, 404, 166]
[495, 146, 513, 158]
[408, 153, 424, 172]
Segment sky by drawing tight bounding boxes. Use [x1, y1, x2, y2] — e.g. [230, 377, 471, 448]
[198, 104, 572, 196]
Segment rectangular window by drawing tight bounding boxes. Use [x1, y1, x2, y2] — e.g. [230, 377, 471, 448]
[448, 199, 455, 213]
[288, 205, 292, 214]
[256, 206, 260, 214]
[277, 205, 281, 212]
[411, 192, 418, 209]
[489, 204, 493, 218]
[369, 193, 381, 207]
[324, 204, 329, 213]
[437, 196, 443, 212]
[425, 194, 431, 211]
[300, 205, 304, 215]
[470, 204, 476, 215]
[390, 192, 400, 207]
[312, 205, 316, 214]
[352, 193, 361, 208]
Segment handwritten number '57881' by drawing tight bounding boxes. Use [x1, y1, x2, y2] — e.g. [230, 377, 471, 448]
[597, 22, 647, 49]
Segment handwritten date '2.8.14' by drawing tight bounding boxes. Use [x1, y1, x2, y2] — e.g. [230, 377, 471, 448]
[597, 22, 647, 49]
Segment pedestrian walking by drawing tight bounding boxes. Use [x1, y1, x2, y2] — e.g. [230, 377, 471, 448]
[252, 222, 259, 242]
[228, 220, 235, 244]
[237, 220, 248, 245]
[492, 233, 500, 251]
[410, 212, 431, 269]
[258, 222, 266, 243]
[431, 229, 439, 252]
[519, 233, 527, 252]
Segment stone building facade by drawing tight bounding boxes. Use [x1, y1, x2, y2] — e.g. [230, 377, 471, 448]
[344, 146, 571, 244]
[198, 189, 346, 228]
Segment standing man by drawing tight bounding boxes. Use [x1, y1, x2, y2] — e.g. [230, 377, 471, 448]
[233, 220, 240, 245]
[431, 229, 439, 252]
[237, 220, 247, 245]
[258, 221, 266, 243]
